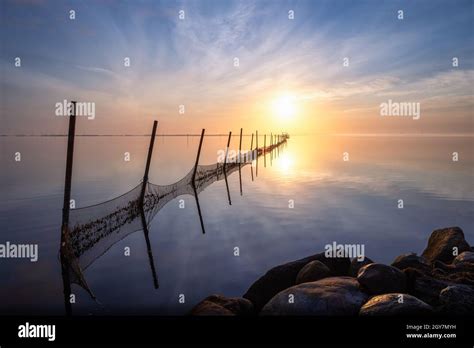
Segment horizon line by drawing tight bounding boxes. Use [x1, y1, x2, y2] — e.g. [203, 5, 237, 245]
[0, 133, 287, 137]
[1, 133, 473, 137]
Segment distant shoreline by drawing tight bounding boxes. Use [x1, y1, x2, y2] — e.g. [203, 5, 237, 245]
[1, 133, 473, 138]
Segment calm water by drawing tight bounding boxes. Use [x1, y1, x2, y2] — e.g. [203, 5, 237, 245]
[1, 135, 473, 315]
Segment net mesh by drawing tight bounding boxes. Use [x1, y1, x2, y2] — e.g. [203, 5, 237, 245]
[62, 138, 288, 297]
[68, 183, 144, 270]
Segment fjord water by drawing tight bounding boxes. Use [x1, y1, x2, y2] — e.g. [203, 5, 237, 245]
[1, 135, 473, 315]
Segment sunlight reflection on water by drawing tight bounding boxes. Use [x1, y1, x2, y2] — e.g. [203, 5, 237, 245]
[0, 135, 472, 315]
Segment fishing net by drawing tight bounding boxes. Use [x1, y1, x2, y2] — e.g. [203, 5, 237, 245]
[68, 183, 144, 271]
[62, 138, 287, 298]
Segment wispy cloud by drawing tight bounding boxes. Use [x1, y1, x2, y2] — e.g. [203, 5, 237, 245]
[1, 0, 472, 134]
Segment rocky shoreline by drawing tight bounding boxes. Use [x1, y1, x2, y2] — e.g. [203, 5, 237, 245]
[190, 226, 474, 316]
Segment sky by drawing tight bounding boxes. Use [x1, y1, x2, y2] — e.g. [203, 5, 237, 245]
[1, 0, 473, 135]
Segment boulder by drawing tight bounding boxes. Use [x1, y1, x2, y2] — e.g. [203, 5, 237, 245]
[359, 293, 433, 316]
[391, 253, 430, 273]
[260, 277, 369, 316]
[439, 284, 474, 315]
[243, 252, 349, 312]
[189, 295, 254, 316]
[321, 256, 351, 276]
[349, 257, 374, 277]
[421, 227, 470, 263]
[357, 263, 407, 294]
[453, 251, 474, 265]
[295, 260, 331, 284]
[431, 260, 474, 285]
[403, 268, 453, 306]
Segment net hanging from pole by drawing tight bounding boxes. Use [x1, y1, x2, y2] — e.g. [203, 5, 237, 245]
[62, 137, 288, 297]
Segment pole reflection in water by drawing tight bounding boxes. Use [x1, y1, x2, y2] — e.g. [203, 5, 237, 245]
[59, 124, 289, 315]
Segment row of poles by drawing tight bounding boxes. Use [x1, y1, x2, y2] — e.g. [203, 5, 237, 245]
[200, 129, 287, 176]
[61, 113, 288, 253]
[60, 104, 287, 315]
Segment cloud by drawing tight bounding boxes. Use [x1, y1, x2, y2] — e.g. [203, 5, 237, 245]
[1, 0, 472, 134]
[75, 65, 123, 79]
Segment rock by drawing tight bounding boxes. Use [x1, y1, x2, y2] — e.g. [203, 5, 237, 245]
[391, 253, 430, 273]
[260, 277, 369, 316]
[439, 284, 474, 315]
[431, 260, 474, 285]
[421, 227, 470, 263]
[359, 293, 433, 316]
[321, 256, 351, 276]
[189, 295, 254, 316]
[357, 263, 407, 294]
[349, 257, 374, 277]
[243, 252, 350, 312]
[403, 268, 453, 306]
[295, 260, 331, 284]
[243, 254, 322, 312]
[453, 251, 474, 265]
[190, 302, 233, 316]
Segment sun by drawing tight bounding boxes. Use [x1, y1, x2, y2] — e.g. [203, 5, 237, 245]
[272, 95, 297, 120]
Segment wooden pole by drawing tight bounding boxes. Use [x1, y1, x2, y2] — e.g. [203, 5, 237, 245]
[239, 162, 243, 196]
[278, 135, 280, 156]
[192, 185, 206, 234]
[250, 133, 254, 164]
[190, 129, 206, 234]
[223, 131, 232, 205]
[60, 100, 76, 316]
[239, 128, 242, 163]
[256, 130, 258, 177]
[271, 134, 274, 160]
[62, 101, 76, 229]
[250, 133, 254, 181]
[224, 131, 232, 167]
[192, 129, 205, 183]
[140, 120, 158, 204]
[140, 209, 159, 289]
[270, 133, 273, 166]
[137, 120, 159, 289]
[224, 168, 232, 205]
[256, 130, 258, 153]
[274, 134, 276, 158]
[264, 134, 266, 168]
[239, 128, 243, 196]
